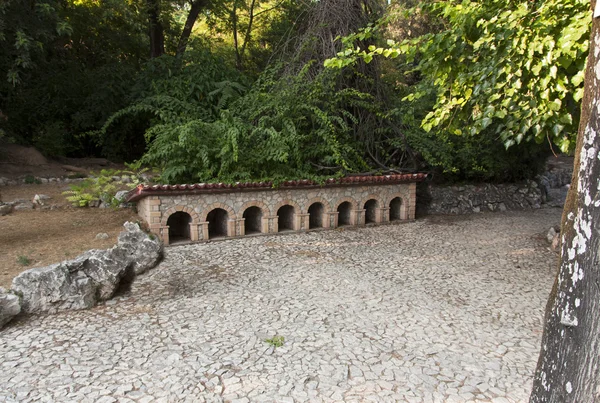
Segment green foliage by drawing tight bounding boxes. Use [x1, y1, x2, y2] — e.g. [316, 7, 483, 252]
[17, 255, 31, 266]
[264, 335, 285, 348]
[103, 54, 371, 184]
[23, 174, 41, 184]
[327, 0, 589, 153]
[0, 0, 68, 88]
[406, 126, 550, 182]
[62, 168, 147, 207]
[0, 0, 148, 157]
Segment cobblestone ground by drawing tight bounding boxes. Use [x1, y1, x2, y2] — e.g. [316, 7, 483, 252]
[0, 209, 562, 403]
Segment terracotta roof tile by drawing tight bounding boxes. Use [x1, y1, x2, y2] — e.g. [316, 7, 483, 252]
[125, 173, 427, 202]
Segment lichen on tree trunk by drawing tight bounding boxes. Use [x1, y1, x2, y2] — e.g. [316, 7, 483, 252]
[530, 1, 600, 401]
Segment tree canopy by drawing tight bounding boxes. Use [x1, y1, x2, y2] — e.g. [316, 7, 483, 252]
[0, 0, 590, 183]
[326, 0, 590, 153]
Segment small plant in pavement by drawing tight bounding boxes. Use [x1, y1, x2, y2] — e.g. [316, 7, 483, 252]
[264, 335, 285, 348]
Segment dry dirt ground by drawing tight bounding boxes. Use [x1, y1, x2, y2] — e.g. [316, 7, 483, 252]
[0, 190, 139, 289]
[0, 142, 138, 289]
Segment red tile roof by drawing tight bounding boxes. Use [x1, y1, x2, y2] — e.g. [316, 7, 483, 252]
[125, 173, 428, 202]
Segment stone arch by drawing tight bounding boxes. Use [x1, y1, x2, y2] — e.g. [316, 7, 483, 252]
[242, 207, 265, 235]
[386, 192, 408, 221]
[161, 205, 200, 227]
[201, 202, 237, 222]
[333, 197, 358, 211]
[274, 200, 301, 232]
[361, 194, 382, 209]
[334, 197, 358, 227]
[273, 199, 301, 215]
[239, 200, 271, 217]
[303, 197, 332, 213]
[362, 194, 382, 224]
[306, 197, 331, 229]
[167, 212, 193, 242]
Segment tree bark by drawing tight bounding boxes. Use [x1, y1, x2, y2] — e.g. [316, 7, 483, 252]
[232, 1, 241, 69]
[530, 1, 600, 401]
[176, 0, 208, 57]
[146, 0, 165, 58]
[237, 0, 256, 71]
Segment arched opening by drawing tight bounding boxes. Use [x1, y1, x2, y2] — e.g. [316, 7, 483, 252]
[277, 205, 295, 232]
[207, 208, 229, 239]
[308, 202, 324, 229]
[390, 197, 403, 221]
[364, 199, 378, 224]
[167, 212, 192, 243]
[337, 202, 352, 226]
[243, 206, 263, 234]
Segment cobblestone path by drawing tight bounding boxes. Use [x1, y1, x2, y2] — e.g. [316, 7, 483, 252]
[0, 209, 561, 403]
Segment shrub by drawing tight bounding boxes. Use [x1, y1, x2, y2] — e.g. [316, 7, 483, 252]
[62, 167, 148, 207]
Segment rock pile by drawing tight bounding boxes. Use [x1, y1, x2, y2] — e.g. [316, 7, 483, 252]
[0, 222, 162, 329]
[0, 195, 57, 215]
[0, 176, 85, 186]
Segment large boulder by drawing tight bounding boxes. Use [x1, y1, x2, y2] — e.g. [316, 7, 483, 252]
[12, 262, 96, 314]
[118, 221, 163, 275]
[10, 222, 162, 316]
[68, 247, 135, 301]
[0, 287, 21, 327]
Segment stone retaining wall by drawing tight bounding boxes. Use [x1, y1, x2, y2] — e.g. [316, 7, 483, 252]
[418, 163, 573, 215]
[418, 180, 543, 215]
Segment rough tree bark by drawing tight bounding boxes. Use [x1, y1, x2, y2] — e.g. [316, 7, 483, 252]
[146, 0, 165, 58]
[530, 1, 600, 401]
[176, 0, 209, 57]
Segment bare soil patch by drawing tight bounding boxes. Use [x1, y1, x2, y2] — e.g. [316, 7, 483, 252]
[0, 207, 139, 288]
[0, 143, 142, 288]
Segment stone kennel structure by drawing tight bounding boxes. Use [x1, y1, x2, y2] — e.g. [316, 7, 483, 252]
[126, 174, 426, 245]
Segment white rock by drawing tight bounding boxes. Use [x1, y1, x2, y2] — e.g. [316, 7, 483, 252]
[0, 287, 21, 328]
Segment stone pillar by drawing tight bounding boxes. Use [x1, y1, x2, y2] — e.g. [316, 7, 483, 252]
[160, 226, 170, 245]
[199, 221, 209, 240]
[235, 218, 245, 236]
[148, 197, 161, 225]
[408, 182, 417, 220]
[330, 211, 340, 228]
[349, 209, 357, 226]
[266, 216, 278, 233]
[354, 209, 366, 225]
[189, 223, 200, 241]
[322, 210, 331, 229]
[378, 207, 390, 223]
[293, 213, 303, 231]
[297, 213, 310, 230]
[401, 202, 408, 220]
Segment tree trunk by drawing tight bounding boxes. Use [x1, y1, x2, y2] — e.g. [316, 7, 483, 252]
[530, 1, 600, 401]
[176, 0, 208, 57]
[237, 0, 257, 71]
[146, 0, 165, 58]
[232, 1, 241, 69]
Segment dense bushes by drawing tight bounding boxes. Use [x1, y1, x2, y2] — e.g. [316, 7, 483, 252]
[101, 54, 372, 184]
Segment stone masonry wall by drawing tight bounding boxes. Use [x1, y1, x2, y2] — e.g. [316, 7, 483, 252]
[420, 180, 543, 215]
[418, 157, 574, 216]
[140, 183, 417, 245]
[137, 197, 152, 229]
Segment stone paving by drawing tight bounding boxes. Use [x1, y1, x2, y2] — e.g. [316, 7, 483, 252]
[0, 209, 562, 403]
